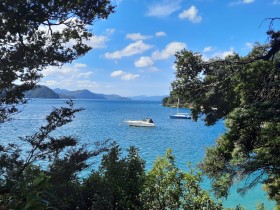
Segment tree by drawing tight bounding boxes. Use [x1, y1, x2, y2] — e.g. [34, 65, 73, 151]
[82, 142, 146, 210]
[0, 0, 115, 122]
[162, 90, 191, 108]
[170, 27, 280, 205]
[0, 1, 115, 208]
[142, 149, 222, 210]
[0, 101, 110, 209]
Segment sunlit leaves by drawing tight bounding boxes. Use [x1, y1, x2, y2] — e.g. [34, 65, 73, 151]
[0, 0, 115, 122]
[143, 149, 222, 210]
[170, 42, 280, 205]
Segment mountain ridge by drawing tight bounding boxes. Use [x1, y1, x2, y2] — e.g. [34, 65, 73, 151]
[25, 86, 165, 101]
[25, 86, 131, 101]
[24, 85, 60, 99]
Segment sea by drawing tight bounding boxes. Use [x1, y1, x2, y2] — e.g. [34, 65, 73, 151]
[0, 99, 275, 209]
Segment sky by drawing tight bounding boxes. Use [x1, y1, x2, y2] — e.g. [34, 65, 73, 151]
[40, 0, 280, 97]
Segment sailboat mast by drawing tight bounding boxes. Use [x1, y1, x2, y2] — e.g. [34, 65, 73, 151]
[177, 98, 179, 114]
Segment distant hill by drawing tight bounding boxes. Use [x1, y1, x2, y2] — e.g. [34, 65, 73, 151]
[63, 89, 106, 99]
[129, 95, 167, 101]
[52, 88, 70, 95]
[24, 85, 59, 98]
[52, 88, 75, 99]
[53, 88, 130, 101]
[25, 86, 163, 101]
[98, 93, 131, 101]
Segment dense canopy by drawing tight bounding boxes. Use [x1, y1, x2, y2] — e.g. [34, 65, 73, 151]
[170, 28, 280, 204]
[0, 0, 115, 122]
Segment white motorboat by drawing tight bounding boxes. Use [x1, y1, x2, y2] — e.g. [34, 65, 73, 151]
[124, 118, 155, 127]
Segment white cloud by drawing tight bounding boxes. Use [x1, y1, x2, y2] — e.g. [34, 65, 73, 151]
[202, 47, 236, 61]
[134, 42, 185, 68]
[74, 63, 87, 68]
[229, 0, 255, 6]
[39, 18, 111, 49]
[40, 61, 99, 92]
[105, 40, 153, 59]
[135, 56, 154, 67]
[85, 28, 115, 49]
[241, 42, 254, 52]
[41, 79, 99, 91]
[85, 35, 108, 49]
[41, 80, 57, 87]
[39, 21, 111, 50]
[243, 0, 254, 3]
[42, 62, 92, 80]
[110, 70, 140, 80]
[245, 42, 254, 49]
[67, 34, 111, 49]
[201, 55, 210, 61]
[43, 66, 75, 77]
[155, 31, 167, 37]
[212, 47, 235, 59]
[121, 73, 140, 80]
[126, 33, 152, 41]
[203, 46, 214, 53]
[179, 6, 202, 23]
[149, 67, 160, 72]
[110, 70, 125, 77]
[76, 80, 99, 89]
[272, 0, 280, 5]
[77, 72, 93, 78]
[106, 28, 116, 35]
[152, 42, 186, 60]
[146, 0, 182, 17]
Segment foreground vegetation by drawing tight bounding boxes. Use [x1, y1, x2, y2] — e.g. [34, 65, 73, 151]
[0, 103, 222, 209]
[167, 27, 280, 208]
[0, 102, 274, 209]
[0, 0, 115, 123]
[0, 0, 279, 209]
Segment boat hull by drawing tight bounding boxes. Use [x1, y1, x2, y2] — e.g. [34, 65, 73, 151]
[170, 114, 191, 119]
[124, 120, 155, 127]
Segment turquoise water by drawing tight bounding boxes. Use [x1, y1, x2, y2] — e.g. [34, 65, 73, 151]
[0, 99, 275, 209]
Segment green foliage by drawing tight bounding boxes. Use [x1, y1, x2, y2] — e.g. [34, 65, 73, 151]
[0, 0, 115, 122]
[142, 148, 222, 210]
[162, 91, 191, 108]
[0, 101, 109, 209]
[256, 202, 265, 210]
[143, 148, 183, 209]
[82, 142, 146, 210]
[0, 126, 240, 210]
[170, 38, 280, 206]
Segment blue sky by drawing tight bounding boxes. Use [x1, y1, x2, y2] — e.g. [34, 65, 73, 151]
[41, 0, 280, 97]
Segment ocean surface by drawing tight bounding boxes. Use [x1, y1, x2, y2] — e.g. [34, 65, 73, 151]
[0, 99, 275, 209]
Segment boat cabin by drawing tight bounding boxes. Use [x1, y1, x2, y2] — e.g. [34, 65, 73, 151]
[143, 118, 154, 123]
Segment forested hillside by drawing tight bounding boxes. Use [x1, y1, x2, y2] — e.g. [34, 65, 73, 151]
[24, 85, 59, 98]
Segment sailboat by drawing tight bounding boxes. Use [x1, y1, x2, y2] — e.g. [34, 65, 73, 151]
[169, 99, 191, 119]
